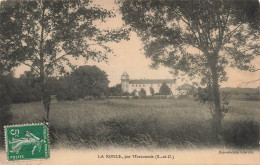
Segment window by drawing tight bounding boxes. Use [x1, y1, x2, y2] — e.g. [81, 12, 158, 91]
[151, 84, 153, 87]
[132, 85, 134, 87]
[139, 84, 141, 87]
[136, 84, 138, 87]
[143, 84, 145, 87]
[158, 84, 160, 87]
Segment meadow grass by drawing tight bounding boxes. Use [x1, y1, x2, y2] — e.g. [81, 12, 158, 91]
[8, 99, 259, 149]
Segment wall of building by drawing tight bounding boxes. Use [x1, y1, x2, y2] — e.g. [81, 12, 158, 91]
[121, 80, 129, 92]
[128, 83, 178, 95]
[178, 89, 188, 95]
[120, 72, 187, 96]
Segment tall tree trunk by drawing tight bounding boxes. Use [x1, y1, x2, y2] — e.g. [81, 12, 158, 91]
[39, 4, 50, 122]
[39, 56, 50, 122]
[210, 57, 222, 143]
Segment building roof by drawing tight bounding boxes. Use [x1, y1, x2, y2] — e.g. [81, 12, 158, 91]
[177, 83, 194, 90]
[121, 71, 129, 80]
[129, 79, 176, 84]
[122, 71, 129, 76]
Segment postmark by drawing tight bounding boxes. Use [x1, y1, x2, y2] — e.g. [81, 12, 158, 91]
[4, 123, 50, 161]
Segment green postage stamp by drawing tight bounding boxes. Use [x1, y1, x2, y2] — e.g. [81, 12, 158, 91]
[4, 123, 50, 161]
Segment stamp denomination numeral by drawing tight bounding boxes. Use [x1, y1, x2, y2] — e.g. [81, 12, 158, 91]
[10, 129, 19, 136]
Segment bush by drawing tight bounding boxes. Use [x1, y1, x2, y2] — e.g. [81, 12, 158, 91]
[138, 88, 146, 98]
[154, 92, 161, 95]
[222, 120, 259, 148]
[178, 95, 189, 99]
[159, 82, 171, 95]
[130, 89, 137, 96]
[122, 92, 130, 96]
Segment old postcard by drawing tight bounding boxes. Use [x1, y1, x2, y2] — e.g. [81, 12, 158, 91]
[0, 0, 259, 164]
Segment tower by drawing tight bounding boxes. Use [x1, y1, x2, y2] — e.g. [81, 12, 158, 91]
[121, 71, 129, 92]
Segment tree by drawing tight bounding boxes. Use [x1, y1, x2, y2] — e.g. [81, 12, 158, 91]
[119, 0, 260, 141]
[1, 0, 128, 121]
[159, 82, 171, 96]
[149, 86, 155, 96]
[109, 84, 122, 96]
[67, 65, 109, 99]
[11, 71, 42, 103]
[138, 88, 146, 98]
[0, 73, 13, 140]
[131, 89, 137, 97]
[0, 8, 21, 143]
[0, 1, 25, 144]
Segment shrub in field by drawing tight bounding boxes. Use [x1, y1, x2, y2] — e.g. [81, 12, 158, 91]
[159, 82, 171, 96]
[108, 84, 122, 96]
[195, 87, 231, 142]
[222, 120, 259, 148]
[130, 89, 138, 99]
[138, 88, 146, 98]
[150, 87, 155, 96]
[122, 92, 130, 96]
[177, 95, 189, 99]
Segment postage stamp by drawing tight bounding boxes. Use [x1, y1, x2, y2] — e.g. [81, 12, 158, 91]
[4, 123, 50, 161]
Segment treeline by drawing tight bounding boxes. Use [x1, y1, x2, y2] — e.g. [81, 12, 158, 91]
[220, 87, 260, 101]
[8, 72, 41, 103]
[220, 87, 260, 95]
[6, 65, 119, 103]
[3, 65, 260, 104]
[6, 65, 175, 103]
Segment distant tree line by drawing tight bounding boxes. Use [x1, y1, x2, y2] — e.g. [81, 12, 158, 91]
[6, 69, 178, 103]
[4, 65, 260, 104]
[6, 65, 111, 103]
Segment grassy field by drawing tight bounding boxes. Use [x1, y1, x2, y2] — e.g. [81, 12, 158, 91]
[8, 99, 260, 149]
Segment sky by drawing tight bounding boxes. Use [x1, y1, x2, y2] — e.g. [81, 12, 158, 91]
[14, 0, 260, 88]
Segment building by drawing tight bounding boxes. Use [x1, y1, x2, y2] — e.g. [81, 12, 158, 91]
[121, 71, 178, 96]
[177, 83, 194, 95]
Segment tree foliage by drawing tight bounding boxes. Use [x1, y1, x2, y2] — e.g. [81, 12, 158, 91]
[149, 86, 155, 96]
[66, 65, 109, 99]
[0, 0, 128, 121]
[159, 82, 171, 95]
[0, 73, 13, 146]
[119, 0, 260, 140]
[109, 84, 122, 96]
[131, 89, 137, 96]
[10, 71, 41, 103]
[5, 66, 109, 102]
[195, 87, 231, 116]
[119, 0, 259, 78]
[138, 88, 146, 98]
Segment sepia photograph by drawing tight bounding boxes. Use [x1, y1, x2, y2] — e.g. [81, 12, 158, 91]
[0, 0, 259, 164]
